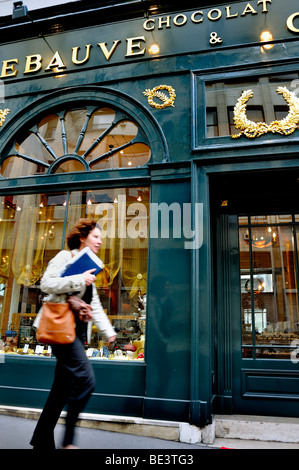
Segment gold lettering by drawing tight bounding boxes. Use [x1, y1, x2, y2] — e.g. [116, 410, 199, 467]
[126, 37, 146, 57]
[173, 14, 187, 27]
[45, 51, 66, 71]
[158, 16, 171, 29]
[23, 54, 42, 74]
[257, 0, 272, 13]
[98, 40, 121, 61]
[191, 11, 203, 23]
[241, 3, 258, 16]
[143, 18, 155, 31]
[0, 59, 18, 78]
[226, 6, 238, 19]
[72, 45, 92, 65]
[207, 9, 222, 21]
[287, 13, 299, 33]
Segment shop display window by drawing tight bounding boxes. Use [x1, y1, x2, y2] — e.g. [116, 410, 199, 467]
[0, 187, 149, 362]
[239, 214, 299, 360]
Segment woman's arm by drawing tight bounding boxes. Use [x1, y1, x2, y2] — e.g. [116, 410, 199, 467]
[40, 250, 86, 294]
[90, 285, 116, 341]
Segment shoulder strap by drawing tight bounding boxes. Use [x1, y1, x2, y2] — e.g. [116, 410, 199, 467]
[82, 284, 93, 304]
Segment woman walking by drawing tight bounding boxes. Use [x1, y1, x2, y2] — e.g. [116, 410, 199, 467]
[30, 218, 116, 449]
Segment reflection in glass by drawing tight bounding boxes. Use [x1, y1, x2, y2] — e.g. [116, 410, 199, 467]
[1, 156, 45, 178]
[85, 120, 139, 164]
[250, 215, 293, 225]
[65, 108, 87, 155]
[0, 187, 149, 361]
[205, 73, 299, 138]
[1, 106, 151, 178]
[53, 159, 86, 174]
[0, 192, 67, 354]
[90, 143, 151, 170]
[239, 216, 299, 359]
[64, 187, 150, 361]
[38, 115, 63, 158]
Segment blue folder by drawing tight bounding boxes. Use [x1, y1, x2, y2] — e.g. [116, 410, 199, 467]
[61, 248, 103, 277]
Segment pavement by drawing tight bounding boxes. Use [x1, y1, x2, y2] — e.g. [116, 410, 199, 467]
[1, 412, 299, 453]
[0, 414, 210, 450]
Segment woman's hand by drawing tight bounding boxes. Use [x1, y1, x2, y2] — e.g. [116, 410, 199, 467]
[82, 268, 96, 286]
[107, 335, 117, 343]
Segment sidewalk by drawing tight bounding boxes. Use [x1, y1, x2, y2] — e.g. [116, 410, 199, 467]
[0, 414, 209, 450]
[1, 413, 299, 450]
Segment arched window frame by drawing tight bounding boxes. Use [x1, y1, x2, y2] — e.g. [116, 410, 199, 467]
[0, 86, 169, 182]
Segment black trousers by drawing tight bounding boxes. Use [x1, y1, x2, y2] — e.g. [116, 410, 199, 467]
[30, 329, 95, 449]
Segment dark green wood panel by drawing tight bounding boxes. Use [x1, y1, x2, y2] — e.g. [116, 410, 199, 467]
[0, 357, 146, 417]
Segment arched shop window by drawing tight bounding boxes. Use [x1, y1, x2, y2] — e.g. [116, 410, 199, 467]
[1, 106, 151, 178]
[0, 100, 152, 361]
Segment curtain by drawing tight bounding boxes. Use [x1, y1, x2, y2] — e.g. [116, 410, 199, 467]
[11, 195, 48, 286]
[95, 190, 126, 287]
[122, 246, 148, 298]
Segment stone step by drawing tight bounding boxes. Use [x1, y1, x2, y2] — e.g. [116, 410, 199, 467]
[215, 414, 299, 444]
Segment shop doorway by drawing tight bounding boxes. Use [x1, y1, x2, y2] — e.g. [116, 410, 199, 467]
[212, 169, 299, 417]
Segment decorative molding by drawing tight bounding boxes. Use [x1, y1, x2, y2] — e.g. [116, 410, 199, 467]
[143, 85, 176, 109]
[232, 87, 299, 139]
[0, 108, 10, 127]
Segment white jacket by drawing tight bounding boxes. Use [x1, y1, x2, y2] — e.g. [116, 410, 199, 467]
[33, 249, 116, 342]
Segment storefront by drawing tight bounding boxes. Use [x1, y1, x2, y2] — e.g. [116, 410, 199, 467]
[0, 0, 299, 429]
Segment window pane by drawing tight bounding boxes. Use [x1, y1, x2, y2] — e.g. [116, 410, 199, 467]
[228, 106, 264, 137]
[206, 107, 219, 137]
[239, 216, 299, 360]
[89, 108, 115, 132]
[78, 108, 116, 157]
[85, 120, 138, 164]
[90, 143, 151, 170]
[205, 73, 299, 138]
[53, 159, 86, 174]
[38, 115, 63, 158]
[1, 156, 46, 178]
[251, 215, 293, 225]
[16, 133, 54, 167]
[0, 188, 149, 361]
[64, 108, 88, 155]
[239, 216, 249, 226]
[0, 193, 67, 356]
[239, 225, 253, 356]
[64, 187, 149, 361]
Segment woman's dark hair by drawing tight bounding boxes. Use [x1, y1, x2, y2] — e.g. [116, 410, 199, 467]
[66, 218, 99, 250]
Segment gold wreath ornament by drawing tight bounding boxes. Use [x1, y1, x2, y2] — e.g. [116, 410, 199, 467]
[143, 85, 176, 109]
[0, 108, 10, 127]
[232, 87, 299, 138]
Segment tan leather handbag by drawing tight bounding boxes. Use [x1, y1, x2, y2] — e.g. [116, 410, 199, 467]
[36, 302, 76, 345]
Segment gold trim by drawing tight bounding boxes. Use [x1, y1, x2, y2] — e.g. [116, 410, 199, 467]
[0, 108, 10, 127]
[143, 85, 176, 109]
[232, 87, 299, 138]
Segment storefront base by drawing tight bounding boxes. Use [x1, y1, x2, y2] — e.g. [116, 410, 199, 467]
[2, 405, 299, 447]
